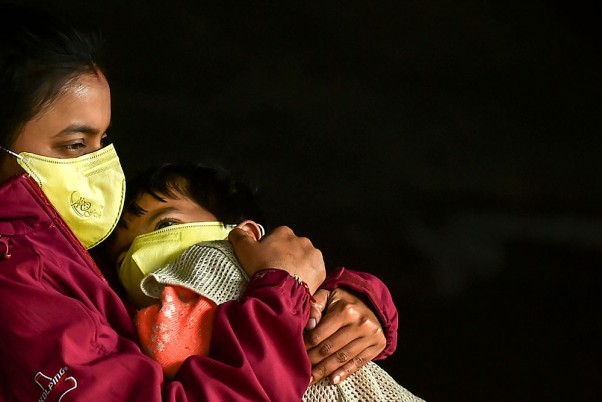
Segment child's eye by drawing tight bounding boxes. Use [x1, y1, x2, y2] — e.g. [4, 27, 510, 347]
[155, 219, 179, 230]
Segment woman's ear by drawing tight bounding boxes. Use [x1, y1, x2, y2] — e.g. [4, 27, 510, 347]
[236, 220, 264, 241]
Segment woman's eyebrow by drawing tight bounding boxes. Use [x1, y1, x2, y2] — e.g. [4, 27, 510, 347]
[54, 124, 102, 136]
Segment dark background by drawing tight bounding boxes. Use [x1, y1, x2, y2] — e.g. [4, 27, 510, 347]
[17, 1, 602, 400]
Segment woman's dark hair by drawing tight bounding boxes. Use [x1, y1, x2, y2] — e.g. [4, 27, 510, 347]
[123, 163, 267, 227]
[0, 3, 104, 149]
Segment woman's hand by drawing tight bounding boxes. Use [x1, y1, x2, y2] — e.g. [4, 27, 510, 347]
[304, 288, 386, 385]
[229, 226, 326, 294]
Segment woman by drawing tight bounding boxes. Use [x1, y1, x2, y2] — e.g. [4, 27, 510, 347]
[0, 4, 398, 401]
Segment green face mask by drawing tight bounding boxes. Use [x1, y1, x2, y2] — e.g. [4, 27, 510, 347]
[1, 144, 125, 249]
[118, 222, 236, 307]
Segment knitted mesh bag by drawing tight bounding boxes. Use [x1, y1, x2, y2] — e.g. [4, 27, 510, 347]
[141, 241, 425, 402]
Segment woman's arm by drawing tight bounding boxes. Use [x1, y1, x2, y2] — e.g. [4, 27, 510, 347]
[305, 267, 399, 384]
[0, 267, 313, 401]
[229, 225, 399, 386]
[0, 216, 322, 401]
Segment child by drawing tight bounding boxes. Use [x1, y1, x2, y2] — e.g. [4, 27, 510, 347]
[106, 163, 424, 402]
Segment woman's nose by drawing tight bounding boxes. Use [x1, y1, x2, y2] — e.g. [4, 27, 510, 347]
[88, 133, 107, 152]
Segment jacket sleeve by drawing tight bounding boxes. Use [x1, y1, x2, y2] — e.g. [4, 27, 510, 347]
[319, 267, 399, 359]
[175, 269, 312, 400]
[0, 268, 311, 402]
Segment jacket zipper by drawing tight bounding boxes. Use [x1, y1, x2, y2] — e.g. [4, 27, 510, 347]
[0, 234, 11, 260]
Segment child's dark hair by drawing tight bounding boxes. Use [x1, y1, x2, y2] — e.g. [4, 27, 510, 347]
[123, 163, 266, 227]
[0, 3, 104, 150]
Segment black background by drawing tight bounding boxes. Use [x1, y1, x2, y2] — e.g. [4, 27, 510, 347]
[16, 1, 602, 400]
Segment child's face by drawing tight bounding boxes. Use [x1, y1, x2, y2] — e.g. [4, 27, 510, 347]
[105, 192, 217, 270]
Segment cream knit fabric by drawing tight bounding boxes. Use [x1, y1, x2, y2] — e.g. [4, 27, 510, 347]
[141, 240, 425, 402]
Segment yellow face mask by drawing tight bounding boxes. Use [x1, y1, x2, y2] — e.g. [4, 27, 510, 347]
[1, 144, 125, 249]
[118, 222, 236, 307]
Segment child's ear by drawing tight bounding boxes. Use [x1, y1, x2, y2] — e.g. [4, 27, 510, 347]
[236, 220, 264, 241]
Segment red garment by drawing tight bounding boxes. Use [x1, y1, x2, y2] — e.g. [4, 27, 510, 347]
[136, 286, 217, 378]
[0, 174, 312, 401]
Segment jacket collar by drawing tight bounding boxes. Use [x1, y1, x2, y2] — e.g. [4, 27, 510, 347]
[0, 174, 58, 236]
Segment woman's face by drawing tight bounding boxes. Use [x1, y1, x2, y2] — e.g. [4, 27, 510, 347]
[0, 71, 111, 182]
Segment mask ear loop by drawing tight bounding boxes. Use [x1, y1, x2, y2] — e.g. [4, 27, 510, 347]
[0, 146, 24, 160]
[229, 223, 265, 238]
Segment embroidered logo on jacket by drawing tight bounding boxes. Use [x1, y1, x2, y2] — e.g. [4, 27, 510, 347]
[35, 367, 77, 402]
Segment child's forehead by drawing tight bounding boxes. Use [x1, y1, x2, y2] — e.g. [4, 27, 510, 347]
[133, 191, 189, 212]
[125, 192, 217, 226]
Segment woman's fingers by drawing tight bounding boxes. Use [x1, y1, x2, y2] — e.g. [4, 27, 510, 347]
[305, 288, 386, 384]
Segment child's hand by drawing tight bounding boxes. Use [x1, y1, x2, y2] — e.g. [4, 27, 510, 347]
[229, 226, 326, 294]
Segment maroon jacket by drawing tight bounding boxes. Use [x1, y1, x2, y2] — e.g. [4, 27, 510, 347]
[0, 174, 398, 401]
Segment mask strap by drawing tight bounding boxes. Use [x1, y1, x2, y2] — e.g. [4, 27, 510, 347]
[0, 146, 23, 160]
[229, 223, 265, 237]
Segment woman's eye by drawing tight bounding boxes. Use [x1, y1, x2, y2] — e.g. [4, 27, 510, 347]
[156, 219, 178, 230]
[63, 142, 85, 151]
